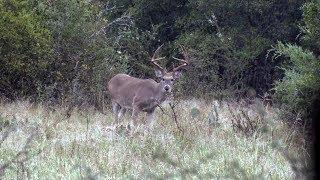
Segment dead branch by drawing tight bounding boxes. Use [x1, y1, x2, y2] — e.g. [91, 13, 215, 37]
[168, 102, 184, 133]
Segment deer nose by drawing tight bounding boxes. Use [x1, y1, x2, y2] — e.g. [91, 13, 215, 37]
[164, 85, 170, 91]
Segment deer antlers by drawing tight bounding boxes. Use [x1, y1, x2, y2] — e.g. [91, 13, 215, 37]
[150, 44, 189, 72]
[172, 45, 189, 72]
[150, 44, 166, 71]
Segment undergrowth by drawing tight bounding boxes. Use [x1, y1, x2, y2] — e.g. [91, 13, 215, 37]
[0, 99, 310, 179]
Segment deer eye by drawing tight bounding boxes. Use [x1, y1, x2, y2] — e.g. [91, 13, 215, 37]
[171, 79, 174, 81]
[162, 78, 165, 81]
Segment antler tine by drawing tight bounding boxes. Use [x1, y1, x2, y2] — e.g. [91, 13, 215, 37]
[152, 44, 164, 59]
[150, 44, 165, 71]
[172, 57, 188, 63]
[172, 45, 189, 72]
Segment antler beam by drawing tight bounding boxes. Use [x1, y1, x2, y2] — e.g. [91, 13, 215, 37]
[172, 45, 189, 72]
[150, 44, 165, 71]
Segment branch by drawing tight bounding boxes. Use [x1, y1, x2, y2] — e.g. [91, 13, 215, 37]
[168, 102, 184, 133]
[89, 15, 133, 39]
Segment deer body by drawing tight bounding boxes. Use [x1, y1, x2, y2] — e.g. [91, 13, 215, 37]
[107, 45, 189, 130]
[108, 74, 167, 113]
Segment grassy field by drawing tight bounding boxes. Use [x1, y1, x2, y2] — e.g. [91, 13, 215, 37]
[0, 99, 309, 179]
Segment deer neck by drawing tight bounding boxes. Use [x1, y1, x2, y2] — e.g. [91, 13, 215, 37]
[155, 83, 169, 104]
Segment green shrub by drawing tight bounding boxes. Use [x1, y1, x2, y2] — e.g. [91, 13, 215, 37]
[0, 0, 52, 99]
[274, 43, 320, 118]
[300, 2, 320, 52]
[274, 2, 320, 119]
[40, 0, 128, 106]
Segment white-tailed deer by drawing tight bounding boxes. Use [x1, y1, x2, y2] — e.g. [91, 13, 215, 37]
[107, 45, 189, 130]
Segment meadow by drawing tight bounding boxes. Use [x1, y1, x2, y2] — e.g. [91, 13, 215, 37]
[0, 99, 309, 179]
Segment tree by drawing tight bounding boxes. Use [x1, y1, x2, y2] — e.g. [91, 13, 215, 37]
[0, 0, 52, 99]
[40, 0, 128, 106]
[274, 1, 320, 119]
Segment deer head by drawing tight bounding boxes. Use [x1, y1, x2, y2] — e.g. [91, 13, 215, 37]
[150, 44, 189, 93]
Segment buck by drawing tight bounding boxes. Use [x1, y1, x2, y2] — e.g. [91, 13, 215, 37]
[107, 45, 189, 130]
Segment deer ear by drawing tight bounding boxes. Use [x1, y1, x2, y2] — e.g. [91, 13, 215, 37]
[155, 69, 164, 77]
[173, 71, 183, 79]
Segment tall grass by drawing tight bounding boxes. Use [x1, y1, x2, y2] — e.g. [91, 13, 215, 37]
[0, 99, 309, 179]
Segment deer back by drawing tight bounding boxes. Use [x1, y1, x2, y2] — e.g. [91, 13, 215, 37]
[108, 74, 160, 108]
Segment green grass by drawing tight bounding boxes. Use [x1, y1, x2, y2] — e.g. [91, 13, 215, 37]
[0, 99, 309, 179]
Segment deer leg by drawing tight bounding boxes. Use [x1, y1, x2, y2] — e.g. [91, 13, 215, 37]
[112, 101, 121, 123]
[146, 110, 156, 130]
[127, 105, 141, 133]
[118, 108, 126, 120]
[131, 106, 140, 126]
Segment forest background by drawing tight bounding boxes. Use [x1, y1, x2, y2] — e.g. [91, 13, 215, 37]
[1, 0, 320, 154]
[1, 0, 319, 120]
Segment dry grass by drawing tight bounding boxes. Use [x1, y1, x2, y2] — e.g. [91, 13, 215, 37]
[0, 99, 309, 179]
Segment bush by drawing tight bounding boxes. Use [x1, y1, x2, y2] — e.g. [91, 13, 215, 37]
[40, 0, 128, 107]
[300, 2, 320, 54]
[0, 0, 129, 107]
[274, 2, 320, 120]
[274, 43, 320, 118]
[0, 0, 52, 99]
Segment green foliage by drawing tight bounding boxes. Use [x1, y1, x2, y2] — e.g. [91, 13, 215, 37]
[300, 2, 320, 53]
[107, 0, 304, 97]
[0, 0, 129, 106]
[0, 0, 310, 104]
[274, 2, 320, 119]
[175, 29, 250, 97]
[40, 0, 127, 105]
[0, 0, 52, 98]
[274, 43, 320, 117]
[110, 25, 159, 78]
[174, 0, 304, 96]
